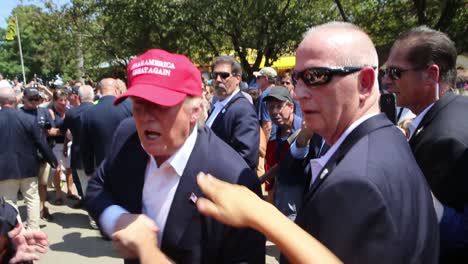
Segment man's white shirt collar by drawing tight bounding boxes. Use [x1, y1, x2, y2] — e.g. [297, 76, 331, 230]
[408, 103, 434, 140]
[206, 89, 240, 127]
[309, 113, 379, 187]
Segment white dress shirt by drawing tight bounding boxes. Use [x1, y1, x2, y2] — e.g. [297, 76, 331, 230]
[291, 113, 378, 188]
[205, 89, 241, 128]
[99, 126, 198, 246]
[408, 103, 434, 139]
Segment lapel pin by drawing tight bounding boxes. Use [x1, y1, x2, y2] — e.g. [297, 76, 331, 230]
[415, 127, 424, 137]
[189, 192, 198, 204]
[319, 168, 329, 180]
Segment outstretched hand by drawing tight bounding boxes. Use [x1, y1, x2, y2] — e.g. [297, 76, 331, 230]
[195, 172, 265, 228]
[8, 224, 48, 264]
[295, 121, 315, 147]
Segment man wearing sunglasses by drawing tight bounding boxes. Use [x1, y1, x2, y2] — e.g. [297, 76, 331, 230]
[384, 26, 468, 263]
[20, 87, 60, 222]
[0, 85, 57, 231]
[286, 22, 438, 264]
[205, 56, 260, 171]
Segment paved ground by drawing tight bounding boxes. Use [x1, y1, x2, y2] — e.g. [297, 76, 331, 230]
[17, 188, 280, 263]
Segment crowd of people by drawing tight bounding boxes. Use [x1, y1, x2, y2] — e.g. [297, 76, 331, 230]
[1, 21, 468, 264]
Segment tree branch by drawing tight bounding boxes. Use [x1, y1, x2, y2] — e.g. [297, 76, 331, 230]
[334, 0, 349, 22]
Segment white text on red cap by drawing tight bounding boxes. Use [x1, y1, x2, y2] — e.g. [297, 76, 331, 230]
[131, 59, 176, 77]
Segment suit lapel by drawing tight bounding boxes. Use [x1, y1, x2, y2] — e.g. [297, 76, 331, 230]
[211, 91, 244, 128]
[161, 130, 204, 250]
[409, 92, 457, 149]
[303, 114, 392, 202]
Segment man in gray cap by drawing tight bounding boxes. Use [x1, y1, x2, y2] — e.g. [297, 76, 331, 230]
[263, 86, 303, 217]
[254, 67, 278, 139]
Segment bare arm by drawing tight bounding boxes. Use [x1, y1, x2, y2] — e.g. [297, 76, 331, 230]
[38, 84, 53, 98]
[195, 173, 342, 264]
[261, 120, 272, 140]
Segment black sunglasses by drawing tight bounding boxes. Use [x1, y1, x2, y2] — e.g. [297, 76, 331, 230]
[384, 67, 423, 81]
[292, 66, 374, 86]
[210, 71, 232, 80]
[27, 97, 41, 102]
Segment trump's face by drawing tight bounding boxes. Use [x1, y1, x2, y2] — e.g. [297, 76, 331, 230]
[132, 97, 198, 163]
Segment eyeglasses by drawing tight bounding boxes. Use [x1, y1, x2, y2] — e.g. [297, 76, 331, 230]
[266, 101, 288, 112]
[384, 67, 423, 81]
[281, 81, 292, 85]
[210, 71, 232, 80]
[292, 66, 375, 86]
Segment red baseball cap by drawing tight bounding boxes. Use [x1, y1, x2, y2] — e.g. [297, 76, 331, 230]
[114, 49, 202, 106]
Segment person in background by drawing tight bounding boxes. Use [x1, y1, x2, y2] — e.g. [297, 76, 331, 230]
[48, 89, 78, 205]
[255, 67, 278, 140]
[206, 55, 260, 171]
[279, 71, 302, 118]
[19, 87, 58, 221]
[263, 86, 302, 217]
[383, 26, 468, 262]
[0, 86, 57, 230]
[61, 85, 95, 210]
[80, 78, 132, 178]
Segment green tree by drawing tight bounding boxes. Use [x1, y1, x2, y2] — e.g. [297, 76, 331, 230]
[0, 5, 48, 83]
[182, 0, 330, 79]
[332, 0, 467, 62]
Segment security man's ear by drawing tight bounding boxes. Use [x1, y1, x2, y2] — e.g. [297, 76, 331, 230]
[424, 64, 440, 85]
[358, 67, 376, 96]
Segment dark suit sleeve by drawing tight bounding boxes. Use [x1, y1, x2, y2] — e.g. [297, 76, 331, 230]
[430, 144, 468, 251]
[218, 169, 266, 263]
[231, 105, 260, 170]
[27, 115, 58, 168]
[80, 112, 94, 175]
[440, 205, 468, 249]
[85, 158, 115, 221]
[308, 176, 402, 263]
[420, 138, 468, 209]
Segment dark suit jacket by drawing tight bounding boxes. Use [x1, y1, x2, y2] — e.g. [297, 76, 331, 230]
[0, 107, 57, 181]
[80, 96, 132, 174]
[85, 118, 265, 264]
[62, 102, 94, 169]
[283, 114, 439, 264]
[409, 92, 468, 262]
[209, 91, 260, 170]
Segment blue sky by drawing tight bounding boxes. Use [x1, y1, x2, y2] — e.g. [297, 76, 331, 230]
[0, 0, 69, 28]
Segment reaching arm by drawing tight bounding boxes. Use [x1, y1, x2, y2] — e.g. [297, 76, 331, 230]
[195, 173, 342, 264]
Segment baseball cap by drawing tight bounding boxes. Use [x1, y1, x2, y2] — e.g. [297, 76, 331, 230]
[114, 49, 202, 106]
[23, 87, 40, 98]
[71, 86, 80, 95]
[253, 67, 277, 79]
[264, 86, 293, 102]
